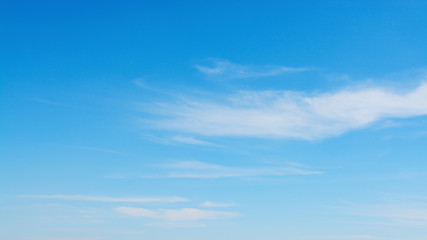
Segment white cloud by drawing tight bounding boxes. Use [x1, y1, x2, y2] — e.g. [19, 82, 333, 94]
[195, 59, 310, 79]
[145, 82, 427, 140]
[24, 195, 188, 203]
[200, 201, 234, 208]
[170, 136, 213, 146]
[140, 134, 214, 146]
[142, 161, 321, 179]
[114, 207, 238, 221]
[146, 221, 206, 228]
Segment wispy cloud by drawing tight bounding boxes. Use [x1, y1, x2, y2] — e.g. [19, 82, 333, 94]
[200, 201, 234, 208]
[352, 204, 427, 222]
[146, 221, 206, 228]
[114, 207, 238, 221]
[170, 136, 214, 146]
[339, 201, 427, 227]
[23, 195, 188, 203]
[141, 134, 214, 146]
[195, 59, 311, 79]
[143, 82, 427, 140]
[58, 145, 130, 155]
[141, 161, 321, 179]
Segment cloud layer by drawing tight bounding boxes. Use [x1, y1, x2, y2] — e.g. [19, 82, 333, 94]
[142, 161, 321, 179]
[114, 207, 238, 221]
[195, 59, 310, 79]
[200, 201, 234, 208]
[145, 82, 427, 140]
[347, 203, 427, 222]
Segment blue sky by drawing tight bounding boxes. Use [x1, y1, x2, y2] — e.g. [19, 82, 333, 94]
[1, 1, 427, 240]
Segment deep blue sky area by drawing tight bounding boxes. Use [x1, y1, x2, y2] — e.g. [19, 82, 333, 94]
[2, 1, 426, 79]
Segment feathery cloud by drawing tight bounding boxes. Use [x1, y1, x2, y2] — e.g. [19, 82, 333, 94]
[170, 136, 213, 146]
[140, 134, 215, 146]
[200, 201, 234, 208]
[339, 200, 427, 227]
[195, 59, 311, 79]
[114, 207, 238, 221]
[143, 82, 427, 140]
[141, 161, 321, 179]
[349, 203, 427, 222]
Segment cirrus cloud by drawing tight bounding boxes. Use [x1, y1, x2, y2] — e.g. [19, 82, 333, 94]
[141, 160, 321, 179]
[114, 207, 239, 221]
[195, 59, 311, 79]
[200, 201, 234, 208]
[142, 82, 427, 140]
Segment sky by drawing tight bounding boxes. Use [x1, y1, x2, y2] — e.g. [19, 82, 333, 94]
[1, 1, 427, 240]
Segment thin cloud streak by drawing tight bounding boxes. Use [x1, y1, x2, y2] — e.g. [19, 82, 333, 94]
[200, 201, 234, 208]
[140, 134, 215, 146]
[170, 136, 214, 146]
[60, 145, 131, 155]
[141, 161, 321, 179]
[23, 195, 188, 203]
[338, 201, 427, 227]
[351, 204, 427, 221]
[195, 59, 311, 79]
[144, 82, 427, 140]
[114, 207, 238, 221]
[146, 221, 206, 228]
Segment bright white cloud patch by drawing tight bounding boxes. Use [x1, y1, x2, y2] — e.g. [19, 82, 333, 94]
[141, 161, 321, 179]
[114, 207, 238, 221]
[195, 59, 310, 79]
[145, 82, 427, 140]
[24, 195, 188, 203]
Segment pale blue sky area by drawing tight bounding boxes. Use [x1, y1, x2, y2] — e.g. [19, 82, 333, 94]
[1, 1, 427, 240]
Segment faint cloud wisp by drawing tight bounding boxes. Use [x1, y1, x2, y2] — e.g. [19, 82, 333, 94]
[195, 59, 311, 79]
[114, 207, 239, 221]
[140, 160, 321, 179]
